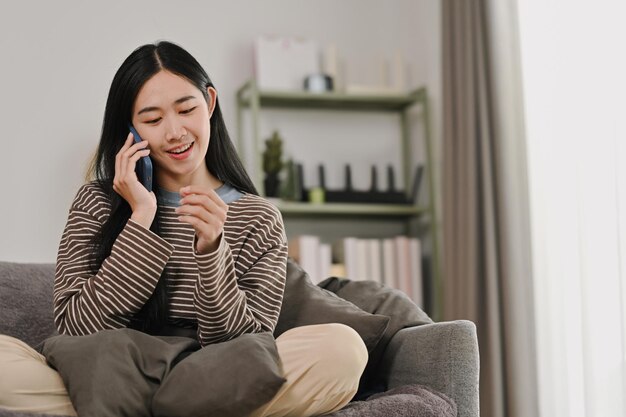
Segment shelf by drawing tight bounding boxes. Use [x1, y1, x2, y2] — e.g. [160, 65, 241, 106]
[273, 201, 428, 218]
[236, 78, 441, 321]
[237, 82, 425, 112]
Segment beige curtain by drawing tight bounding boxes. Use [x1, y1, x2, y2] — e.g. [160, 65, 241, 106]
[441, 1, 538, 417]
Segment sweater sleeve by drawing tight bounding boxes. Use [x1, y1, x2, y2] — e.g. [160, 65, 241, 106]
[53, 184, 174, 335]
[192, 201, 287, 346]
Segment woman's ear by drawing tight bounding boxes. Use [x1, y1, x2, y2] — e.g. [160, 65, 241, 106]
[207, 86, 217, 119]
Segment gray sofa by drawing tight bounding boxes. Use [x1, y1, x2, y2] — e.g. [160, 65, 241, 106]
[0, 261, 479, 417]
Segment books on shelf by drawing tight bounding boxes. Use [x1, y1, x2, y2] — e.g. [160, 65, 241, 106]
[409, 238, 423, 306]
[382, 238, 398, 290]
[341, 237, 359, 282]
[367, 239, 383, 284]
[288, 235, 320, 283]
[392, 236, 423, 307]
[319, 243, 332, 283]
[287, 235, 333, 284]
[288, 234, 423, 306]
[394, 236, 413, 302]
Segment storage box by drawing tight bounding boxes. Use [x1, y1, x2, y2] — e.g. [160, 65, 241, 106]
[254, 36, 320, 91]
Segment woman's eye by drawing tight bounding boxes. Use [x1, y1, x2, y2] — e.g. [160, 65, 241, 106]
[146, 118, 161, 124]
[180, 106, 197, 114]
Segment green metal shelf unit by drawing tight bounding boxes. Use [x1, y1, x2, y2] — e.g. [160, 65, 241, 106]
[235, 80, 441, 320]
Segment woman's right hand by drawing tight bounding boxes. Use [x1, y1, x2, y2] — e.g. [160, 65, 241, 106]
[113, 132, 157, 229]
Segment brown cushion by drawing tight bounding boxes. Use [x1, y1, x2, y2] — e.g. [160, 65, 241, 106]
[274, 259, 390, 353]
[152, 332, 286, 417]
[319, 277, 433, 399]
[43, 329, 285, 417]
[319, 277, 432, 377]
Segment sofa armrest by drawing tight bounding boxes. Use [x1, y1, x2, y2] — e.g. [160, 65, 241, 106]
[379, 320, 479, 417]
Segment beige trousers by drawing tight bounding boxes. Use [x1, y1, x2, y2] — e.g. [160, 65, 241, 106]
[0, 323, 367, 417]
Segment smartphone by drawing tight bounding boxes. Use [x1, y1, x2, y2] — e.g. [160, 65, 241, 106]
[128, 125, 153, 192]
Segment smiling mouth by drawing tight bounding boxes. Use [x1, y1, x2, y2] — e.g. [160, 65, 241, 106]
[167, 142, 194, 154]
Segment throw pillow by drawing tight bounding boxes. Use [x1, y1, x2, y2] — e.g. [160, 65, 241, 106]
[318, 277, 432, 362]
[43, 329, 198, 417]
[274, 259, 390, 354]
[43, 329, 285, 417]
[152, 332, 286, 417]
[318, 277, 433, 399]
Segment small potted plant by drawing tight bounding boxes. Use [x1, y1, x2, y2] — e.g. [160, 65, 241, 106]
[262, 130, 284, 197]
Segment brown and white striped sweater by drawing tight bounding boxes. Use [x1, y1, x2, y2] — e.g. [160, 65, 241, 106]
[54, 181, 288, 346]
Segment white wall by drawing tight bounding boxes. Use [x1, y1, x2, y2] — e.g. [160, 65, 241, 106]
[0, 0, 441, 263]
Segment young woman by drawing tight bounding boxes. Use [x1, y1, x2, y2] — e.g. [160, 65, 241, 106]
[0, 41, 367, 416]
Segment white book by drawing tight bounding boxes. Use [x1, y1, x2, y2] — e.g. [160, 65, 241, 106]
[367, 239, 383, 284]
[382, 238, 398, 289]
[343, 237, 359, 280]
[355, 239, 370, 281]
[292, 235, 320, 283]
[394, 236, 413, 298]
[318, 243, 332, 284]
[409, 238, 423, 307]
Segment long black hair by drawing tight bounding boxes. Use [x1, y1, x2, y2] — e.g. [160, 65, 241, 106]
[88, 41, 257, 333]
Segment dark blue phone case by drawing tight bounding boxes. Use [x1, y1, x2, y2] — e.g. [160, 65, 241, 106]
[128, 125, 153, 192]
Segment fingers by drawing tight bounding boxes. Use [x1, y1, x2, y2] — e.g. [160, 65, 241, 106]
[176, 187, 228, 247]
[124, 148, 151, 179]
[176, 203, 223, 248]
[176, 203, 211, 224]
[115, 133, 149, 178]
[180, 185, 229, 211]
[177, 212, 221, 236]
[122, 138, 150, 163]
[176, 193, 228, 223]
[113, 133, 150, 193]
[114, 134, 134, 182]
[179, 192, 227, 214]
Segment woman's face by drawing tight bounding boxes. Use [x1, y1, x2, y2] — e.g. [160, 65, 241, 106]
[131, 70, 217, 191]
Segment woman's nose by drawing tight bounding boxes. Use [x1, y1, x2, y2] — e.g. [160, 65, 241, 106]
[165, 119, 186, 141]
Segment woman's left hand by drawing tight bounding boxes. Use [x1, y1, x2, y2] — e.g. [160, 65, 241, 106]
[176, 185, 229, 255]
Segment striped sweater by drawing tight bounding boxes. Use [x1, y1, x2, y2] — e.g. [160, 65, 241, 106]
[54, 181, 288, 346]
